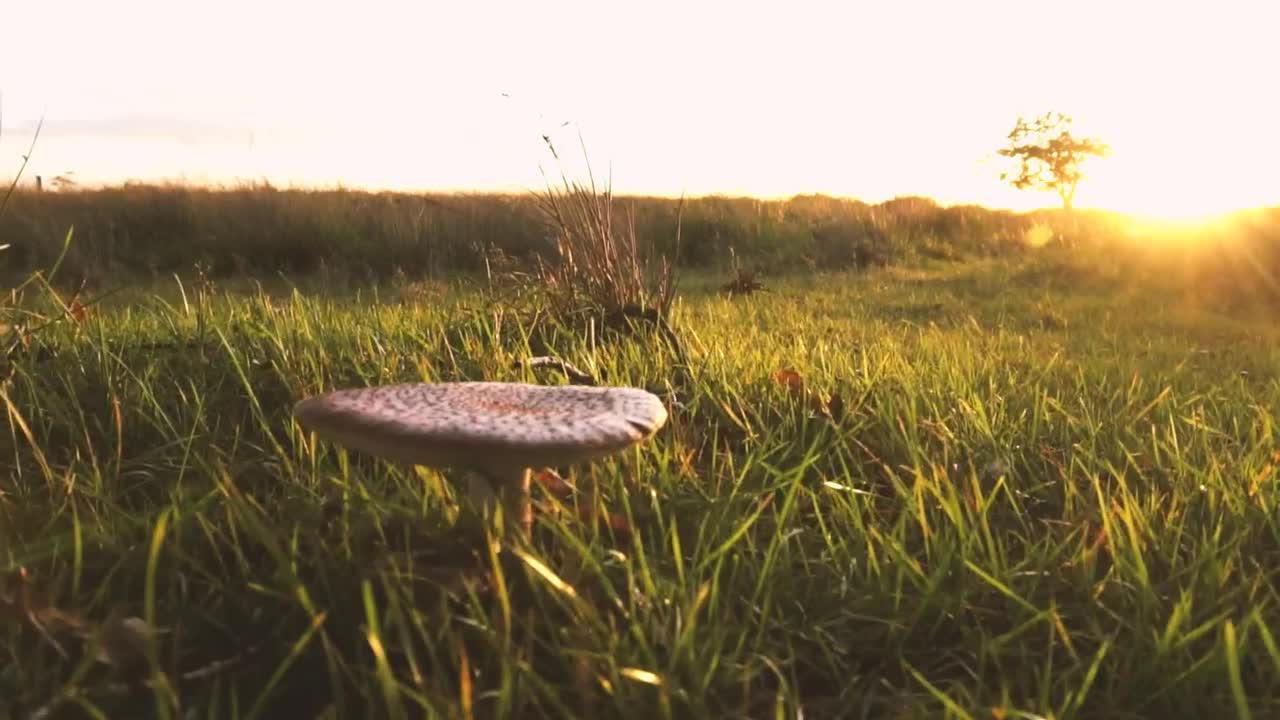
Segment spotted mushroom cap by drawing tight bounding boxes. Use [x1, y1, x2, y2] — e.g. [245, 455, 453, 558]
[293, 381, 668, 472]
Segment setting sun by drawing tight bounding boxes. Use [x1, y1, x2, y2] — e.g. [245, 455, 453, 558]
[1072, 112, 1278, 221]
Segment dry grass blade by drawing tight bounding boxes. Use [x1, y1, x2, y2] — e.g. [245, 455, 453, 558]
[0, 106, 44, 220]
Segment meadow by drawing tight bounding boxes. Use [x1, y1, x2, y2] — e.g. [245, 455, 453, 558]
[3, 184, 1280, 719]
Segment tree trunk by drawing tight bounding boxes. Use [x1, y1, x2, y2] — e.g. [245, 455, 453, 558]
[1059, 184, 1078, 248]
[1060, 182, 1076, 212]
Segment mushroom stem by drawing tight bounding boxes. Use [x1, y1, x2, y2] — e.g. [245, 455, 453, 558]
[477, 466, 533, 538]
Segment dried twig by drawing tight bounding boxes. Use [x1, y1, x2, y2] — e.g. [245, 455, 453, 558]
[516, 356, 599, 385]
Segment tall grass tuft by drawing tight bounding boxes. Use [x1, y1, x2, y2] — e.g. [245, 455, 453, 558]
[533, 137, 677, 318]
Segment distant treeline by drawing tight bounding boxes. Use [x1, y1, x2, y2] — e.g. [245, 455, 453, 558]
[0, 183, 1277, 305]
[0, 184, 1071, 281]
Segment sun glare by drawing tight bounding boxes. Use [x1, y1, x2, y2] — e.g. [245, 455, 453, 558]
[1071, 85, 1280, 223]
[1066, 147, 1273, 226]
[1087, 178, 1271, 226]
[1102, 190, 1249, 227]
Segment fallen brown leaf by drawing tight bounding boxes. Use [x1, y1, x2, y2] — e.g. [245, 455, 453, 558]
[571, 503, 634, 544]
[771, 368, 805, 393]
[68, 298, 89, 323]
[772, 368, 841, 421]
[533, 469, 575, 498]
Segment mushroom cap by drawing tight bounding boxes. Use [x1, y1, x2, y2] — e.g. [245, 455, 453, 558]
[293, 381, 668, 472]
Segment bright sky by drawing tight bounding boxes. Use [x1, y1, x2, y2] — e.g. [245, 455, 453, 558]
[1, 0, 1277, 217]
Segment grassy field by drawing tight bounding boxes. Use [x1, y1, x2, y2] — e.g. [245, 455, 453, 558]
[0, 184, 1109, 286]
[3, 251, 1280, 719]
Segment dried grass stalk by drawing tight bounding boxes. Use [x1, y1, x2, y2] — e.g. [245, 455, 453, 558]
[533, 136, 678, 317]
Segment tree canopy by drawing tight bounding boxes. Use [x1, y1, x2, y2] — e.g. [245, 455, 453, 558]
[998, 111, 1110, 211]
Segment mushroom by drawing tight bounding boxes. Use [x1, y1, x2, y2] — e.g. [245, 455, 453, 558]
[292, 381, 668, 537]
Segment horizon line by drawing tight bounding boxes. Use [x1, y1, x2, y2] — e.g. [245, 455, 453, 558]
[15, 175, 1280, 222]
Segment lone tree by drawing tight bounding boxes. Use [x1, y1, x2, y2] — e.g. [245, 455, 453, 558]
[998, 111, 1110, 212]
